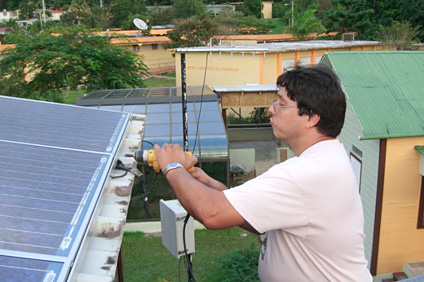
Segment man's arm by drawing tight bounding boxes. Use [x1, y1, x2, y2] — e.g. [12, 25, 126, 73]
[154, 144, 260, 233]
[190, 167, 227, 191]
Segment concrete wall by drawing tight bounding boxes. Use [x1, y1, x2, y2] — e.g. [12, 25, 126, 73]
[176, 45, 387, 87]
[128, 43, 174, 74]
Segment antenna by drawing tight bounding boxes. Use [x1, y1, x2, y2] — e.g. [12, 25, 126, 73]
[133, 18, 148, 30]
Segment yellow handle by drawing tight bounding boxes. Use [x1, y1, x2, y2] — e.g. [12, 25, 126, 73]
[147, 150, 195, 173]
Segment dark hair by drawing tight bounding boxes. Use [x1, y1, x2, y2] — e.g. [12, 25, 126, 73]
[276, 66, 346, 138]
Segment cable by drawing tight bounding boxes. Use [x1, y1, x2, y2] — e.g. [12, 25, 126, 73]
[191, 52, 209, 155]
[142, 140, 154, 147]
[183, 214, 196, 282]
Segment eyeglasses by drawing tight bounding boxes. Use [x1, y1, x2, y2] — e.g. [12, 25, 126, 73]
[271, 100, 297, 112]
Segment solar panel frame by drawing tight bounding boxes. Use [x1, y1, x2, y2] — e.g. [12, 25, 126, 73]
[0, 95, 132, 282]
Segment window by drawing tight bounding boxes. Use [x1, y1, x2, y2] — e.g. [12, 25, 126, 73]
[132, 45, 141, 52]
[418, 176, 424, 229]
[350, 153, 362, 192]
[151, 44, 158, 50]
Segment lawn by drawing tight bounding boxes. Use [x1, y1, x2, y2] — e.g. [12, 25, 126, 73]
[143, 78, 176, 88]
[122, 228, 262, 282]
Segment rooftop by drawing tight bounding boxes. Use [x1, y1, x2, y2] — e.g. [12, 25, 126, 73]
[322, 51, 424, 140]
[176, 40, 380, 53]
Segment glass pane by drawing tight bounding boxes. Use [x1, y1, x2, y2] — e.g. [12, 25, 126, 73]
[146, 113, 169, 124]
[144, 124, 170, 137]
[147, 103, 170, 113]
[197, 111, 221, 122]
[144, 136, 171, 147]
[195, 101, 220, 112]
[199, 122, 226, 135]
[199, 135, 228, 157]
[170, 135, 200, 156]
[171, 112, 196, 123]
[171, 123, 199, 136]
[123, 104, 146, 114]
[171, 102, 195, 112]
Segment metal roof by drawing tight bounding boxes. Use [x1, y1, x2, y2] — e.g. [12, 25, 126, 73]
[213, 84, 278, 92]
[176, 40, 380, 53]
[323, 51, 424, 140]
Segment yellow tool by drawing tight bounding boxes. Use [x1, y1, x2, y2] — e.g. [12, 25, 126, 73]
[134, 149, 195, 173]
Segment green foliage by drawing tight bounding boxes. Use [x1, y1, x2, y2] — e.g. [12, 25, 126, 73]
[0, 26, 147, 98]
[18, 1, 39, 20]
[237, 16, 274, 34]
[238, 0, 262, 18]
[227, 108, 270, 125]
[122, 228, 261, 282]
[217, 245, 260, 282]
[148, 6, 174, 26]
[377, 21, 420, 50]
[289, 9, 326, 40]
[109, 0, 147, 28]
[167, 16, 220, 48]
[172, 0, 206, 19]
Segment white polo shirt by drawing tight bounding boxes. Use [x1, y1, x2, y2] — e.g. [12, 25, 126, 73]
[224, 139, 372, 282]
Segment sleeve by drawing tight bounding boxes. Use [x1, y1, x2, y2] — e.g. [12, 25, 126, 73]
[224, 162, 309, 235]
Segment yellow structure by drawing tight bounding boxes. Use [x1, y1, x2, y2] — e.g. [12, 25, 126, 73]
[262, 1, 273, 19]
[377, 137, 424, 274]
[110, 36, 173, 74]
[174, 40, 385, 87]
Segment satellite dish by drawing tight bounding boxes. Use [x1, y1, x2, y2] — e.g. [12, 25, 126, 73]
[133, 18, 148, 30]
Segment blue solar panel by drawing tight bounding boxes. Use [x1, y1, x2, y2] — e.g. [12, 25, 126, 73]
[0, 97, 128, 153]
[0, 96, 131, 281]
[0, 255, 64, 282]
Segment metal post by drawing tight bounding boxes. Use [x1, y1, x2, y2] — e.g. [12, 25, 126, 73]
[291, 0, 294, 28]
[181, 53, 189, 152]
[41, 0, 46, 24]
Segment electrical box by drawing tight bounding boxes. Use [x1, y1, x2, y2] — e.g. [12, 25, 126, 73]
[160, 199, 195, 259]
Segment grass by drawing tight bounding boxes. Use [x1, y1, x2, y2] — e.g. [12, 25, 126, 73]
[144, 78, 176, 88]
[122, 227, 261, 282]
[63, 89, 87, 104]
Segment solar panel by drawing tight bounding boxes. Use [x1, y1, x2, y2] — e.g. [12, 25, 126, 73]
[0, 96, 132, 282]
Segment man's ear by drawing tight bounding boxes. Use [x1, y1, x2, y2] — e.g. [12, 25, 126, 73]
[305, 114, 320, 128]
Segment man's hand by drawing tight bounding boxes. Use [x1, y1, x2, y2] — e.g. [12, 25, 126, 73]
[154, 143, 198, 173]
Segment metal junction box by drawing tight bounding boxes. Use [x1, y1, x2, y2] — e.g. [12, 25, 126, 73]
[160, 199, 195, 259]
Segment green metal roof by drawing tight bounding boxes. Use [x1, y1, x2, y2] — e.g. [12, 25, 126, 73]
[322, 51, 424, 140]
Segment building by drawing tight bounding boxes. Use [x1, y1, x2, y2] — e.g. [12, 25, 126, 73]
[320, 51, 424, 280]
[174, 40, 386, 87]
[110, 36, 173, 74]
[0, 9, 19, 22]
[261, 1, 272, 19]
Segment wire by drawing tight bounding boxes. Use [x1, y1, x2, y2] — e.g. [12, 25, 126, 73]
[142, 140, 154, 147]
[183, 214, 196, 282]
[191, 52, 209, 155]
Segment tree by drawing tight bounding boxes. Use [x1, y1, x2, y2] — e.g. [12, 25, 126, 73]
[377, 21, 420, 50]
[0, 26, 147, 98]
[167, 16, 221, 48]
[289, 9, 326, 40]
[239, 0, 262, 18]
[172, 0, 206, 19]
[109, 0, 147, 28]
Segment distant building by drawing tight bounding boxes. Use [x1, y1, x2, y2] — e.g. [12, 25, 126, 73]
[321, 51, 424, 280]
[174, 40, 386, 87]
[261, 1, 272, 19]
[0, 9, 19, 22]
[110, 36, 174, 74]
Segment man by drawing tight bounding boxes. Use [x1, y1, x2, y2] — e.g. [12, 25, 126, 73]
[154, 66, 372, 281]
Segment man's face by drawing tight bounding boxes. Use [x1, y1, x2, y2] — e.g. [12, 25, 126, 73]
[268, 86, 304, 143]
